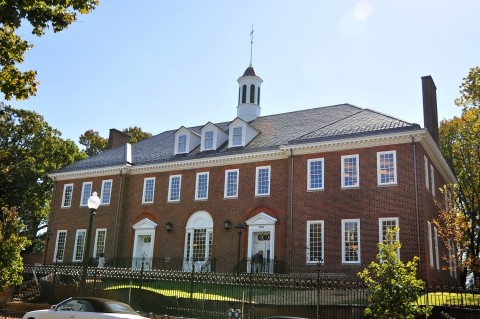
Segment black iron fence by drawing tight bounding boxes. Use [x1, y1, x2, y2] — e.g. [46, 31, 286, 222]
[14, 264, 480, 319]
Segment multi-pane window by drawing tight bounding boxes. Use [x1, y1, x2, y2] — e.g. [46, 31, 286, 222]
[168, 175, 181, 202]
[54, 231, 67, 262]
[341, 155, 359, 188]
[434, 226, 440, 270]
[430, 164, 435, 197]
[424, 156, 429, 190]
[178, 135, 187, 153]
[100, 180, 112, 205]
[224, 169, 239, 198]
[427, 221, 434, 268]
[80, 182, 92, 206]
[185, 229, 213, 262]
[62, 184, 74, 207]
[306, 221, 324, 264]
[307, 158, 324, 190]
[73, 229, 86, 262]
[232, 127, 243, 146]
[142, 177, 155, 203]
[379, 218, 399, 257]
[204, 131, 214, 150]
[195, 172, 209, 200]
[342, 219, 360, 263]
[255, 166, 271, 196]
[377, 151, 397, 185]
[94, 229, 107, 258]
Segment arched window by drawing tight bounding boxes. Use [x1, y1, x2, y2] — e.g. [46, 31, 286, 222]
[241, 85, 247, 103]
[238, 87, 241, 105]
[250, 84, 255, 103]
[183, 211, 213, 272]
[257, 87, 261, 105]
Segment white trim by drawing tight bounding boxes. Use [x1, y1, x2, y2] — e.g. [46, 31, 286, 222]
[195, 172, 209, 200]
[73, 229, 86, 262]
[132, 218, 158, 230]
[427, 221, 434, 268]
[61, 183, 73, 208]
[80, 182, 92, 206]
[53, 230, 67, 262]
[377, 151, 397, 185]
[167, 174, 182, 202]
[245, 212, 277, 270]
[378, 217, 400, 258]
[255, 165, 271, 196]
[434, 226, 440, 270]
[341, 219, 361, 264]
[341, 155, 359, 188]
[430, 164, 436, 197]
[306, 220, 324, 264]
[307, 158, 324, 191]
[224, 169, 239, 198]
[93, 228, 107, 258]
[100, 179, 113, 205]
[142, 177, 155, 204]
[424, 156, 430, 190]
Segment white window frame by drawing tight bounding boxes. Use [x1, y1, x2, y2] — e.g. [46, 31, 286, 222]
[427, 221, 434, 268]
[224, 169, 239, 198]
[73, 229, 86, 262]
[307, 158, 324, 191]
[255, 166, 271, 196]
[168, 175, 182, 202]
[93, 228, 107, 258]
[142, 177, 155, 204]
[341, 155, 360, 188]
[448, 239, 454, 277]
[232, 127, 243, 147]
[204, 130, 214, 150]
[177, 134, 187, 153]
[195, 172, 209, 200]
[80, 182, 92, 206]
[61, 183, 74, 208]
[424, 156, 429, 190]
[100, 179, 113, 205]
[377, 151, 397, 185]
[379, 217, 399, 258]
[434, 226, 440, 270]
[53, 230, 67, 262]
[341, 219, 361, 264]
[430, 164, 435, 197]
[306, 220, 324, 264]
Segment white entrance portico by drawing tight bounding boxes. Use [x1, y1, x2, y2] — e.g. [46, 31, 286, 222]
[245, 212, 277, 273]
[132, 218, 157, 269]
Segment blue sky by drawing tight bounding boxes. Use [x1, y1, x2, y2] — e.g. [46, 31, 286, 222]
[4, 0, 479, 144]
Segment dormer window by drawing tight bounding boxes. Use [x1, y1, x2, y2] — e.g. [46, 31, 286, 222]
[232, 127, 243, 146]
[204, 131, 214, 150]
[177, 135, 187, 153]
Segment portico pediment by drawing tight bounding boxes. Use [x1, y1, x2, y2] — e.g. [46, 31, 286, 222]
[245, 212, 277, 225]
[132, 218, 157, 230]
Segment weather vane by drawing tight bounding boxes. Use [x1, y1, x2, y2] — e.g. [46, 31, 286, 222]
[250, 24, 254, 67]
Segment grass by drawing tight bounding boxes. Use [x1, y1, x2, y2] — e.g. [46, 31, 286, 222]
[417, 292, 480, 307]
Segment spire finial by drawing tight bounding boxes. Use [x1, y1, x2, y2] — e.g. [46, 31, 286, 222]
[249, 25, 254, 67]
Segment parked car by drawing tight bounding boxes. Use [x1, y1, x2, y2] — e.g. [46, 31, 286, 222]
[22, 297, 147, 319]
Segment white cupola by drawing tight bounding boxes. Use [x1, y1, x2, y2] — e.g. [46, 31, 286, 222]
[237, 66, 263, 122]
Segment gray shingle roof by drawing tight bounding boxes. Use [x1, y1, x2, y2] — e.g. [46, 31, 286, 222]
[55, 104, 420, 173]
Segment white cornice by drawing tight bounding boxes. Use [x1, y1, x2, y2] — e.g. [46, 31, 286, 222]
[49, 129, 456, 184]
[48, 165, 130, 181]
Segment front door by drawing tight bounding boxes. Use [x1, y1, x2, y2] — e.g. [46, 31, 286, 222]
[245, 212, 277, 274]
[131, 218, 157, 270]
[251, 232, 271, 273]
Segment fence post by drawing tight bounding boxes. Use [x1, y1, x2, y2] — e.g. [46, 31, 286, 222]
[138, 254, 146, 311]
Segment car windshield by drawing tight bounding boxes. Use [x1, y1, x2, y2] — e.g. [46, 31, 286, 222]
[56, 299, 94, 312]
[105, 301, 137, 314]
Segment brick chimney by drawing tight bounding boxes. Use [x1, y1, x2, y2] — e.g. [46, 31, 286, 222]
[108, 128, 131, 149]
[421, 76, 439, 146]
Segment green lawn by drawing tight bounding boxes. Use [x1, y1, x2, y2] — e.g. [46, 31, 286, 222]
[418, 292, 480, 306]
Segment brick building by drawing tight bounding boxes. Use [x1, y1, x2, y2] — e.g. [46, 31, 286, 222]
[46, 64, 456, 282]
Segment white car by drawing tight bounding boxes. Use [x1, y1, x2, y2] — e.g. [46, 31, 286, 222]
[22, 297, 147, 319]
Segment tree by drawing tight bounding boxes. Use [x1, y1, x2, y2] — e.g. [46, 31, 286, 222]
[439, 67, 480, 287]
[0, 103, 86, 251]
[0, 207, 31, 289]
[0, 0, 98, 100]
[455, 66, 480, 108]
[79, 126, 152, 156]
[433, 185, 471, 286]
[79, 129, 108, 156]
[358, 228, 431, 319]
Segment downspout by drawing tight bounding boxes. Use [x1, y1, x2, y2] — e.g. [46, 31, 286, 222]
[112, 168, 126, 263]
[288, 149, 294, 271]
[412, 136, 423, 277]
